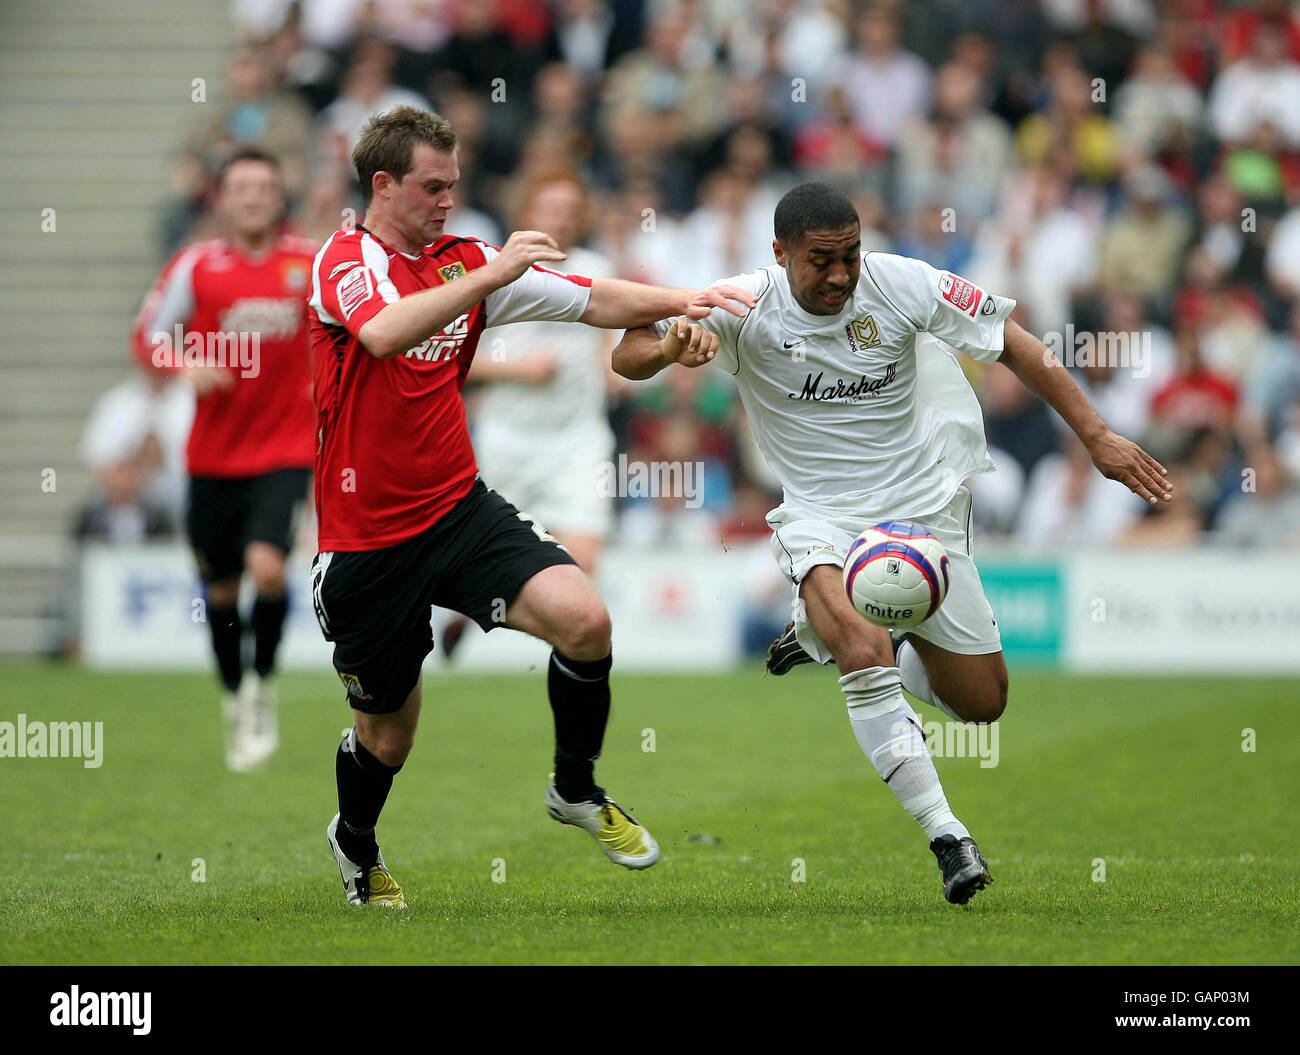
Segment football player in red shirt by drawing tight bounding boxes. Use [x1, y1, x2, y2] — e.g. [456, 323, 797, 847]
[309, 106, 755, 906]
[133, 149, 316, 772]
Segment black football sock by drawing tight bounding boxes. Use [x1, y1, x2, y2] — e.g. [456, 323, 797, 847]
[335, 729, 402, 865]
[207, 601, 243, 693]
[251, 593, 289, 678]
[548, 649, 612, 803]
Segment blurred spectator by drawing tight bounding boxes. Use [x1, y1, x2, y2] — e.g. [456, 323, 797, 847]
[836, 4, 931, 151]
[1243, 310, 1300, 441]
[893, 202, 974, 275]
[965, 445, 1026, 538]
[1073, 292, 1175, 442]
[1015, 62, 1119, 186]
[81, 368, 194, 524]
[894, 61, 1013, 224]
[1118, 465, 1205, 545]
[968, 165, 1099, 333]
[1112, 43, 1203, 160]
[546, 0, 621, 83]
[977, 353, 1060, 481]
[1098, 163, 1191, 302]
[1042, 0, 1152, 93]
[1266, 198, 1300, 303]
[600, 9, 729, 154]
[73, 458, 174, 545]
[315, 42, 431, 158]
[169, 46, 312, 248]
[1015, 432, 1144, 547]
[1207, 24, 1300, 149]
[1147, 318, 1239, 461]
[591, 177, 684, 287]
[1215, 443, 1300, 547]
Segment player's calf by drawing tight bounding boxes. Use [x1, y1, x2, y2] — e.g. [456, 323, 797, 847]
[898, 637, 1007, 723]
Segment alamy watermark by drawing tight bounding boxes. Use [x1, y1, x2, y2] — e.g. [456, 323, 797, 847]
[596, 454, 703, 509]
[150, 325, 261, 378]
[1042, 325, 1151, 378]
[893, 717, 1000, 768]
[0, 714, 103, 768]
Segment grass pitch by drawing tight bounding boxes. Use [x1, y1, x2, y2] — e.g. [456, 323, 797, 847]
[2, 662, 1296, 965]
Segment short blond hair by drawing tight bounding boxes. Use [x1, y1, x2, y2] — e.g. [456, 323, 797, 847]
[353, 105, 457, 206]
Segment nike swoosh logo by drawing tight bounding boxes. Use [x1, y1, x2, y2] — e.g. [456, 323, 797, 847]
[783, 338, 807, 349]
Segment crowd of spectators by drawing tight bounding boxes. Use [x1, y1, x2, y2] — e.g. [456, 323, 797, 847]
[88, 0, 1300, 550]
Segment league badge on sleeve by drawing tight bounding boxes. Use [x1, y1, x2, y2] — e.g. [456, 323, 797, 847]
[938, 271, 986, 318]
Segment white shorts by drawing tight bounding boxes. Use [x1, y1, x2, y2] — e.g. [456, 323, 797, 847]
[475, 427, 614, 540]
[767, 486, 1001, 661]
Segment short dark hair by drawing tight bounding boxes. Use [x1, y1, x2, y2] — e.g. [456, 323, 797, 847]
[353, 105, 458, 206]
[774, 183, 859, 245]
[217, 147, 280, 188]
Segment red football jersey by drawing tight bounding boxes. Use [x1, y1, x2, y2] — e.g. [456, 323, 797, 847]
[132, 235, 318, 477]
[307, 228, 593, 551]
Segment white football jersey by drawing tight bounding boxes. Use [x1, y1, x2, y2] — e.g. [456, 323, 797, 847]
[656, 252, 1016, 521]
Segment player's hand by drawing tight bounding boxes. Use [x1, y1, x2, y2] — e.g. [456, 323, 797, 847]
[489, 230, 567, 285]
[186, 365, 235, 396]
[662, 319, 719, 368]
[684, 283, 757, 320]
[513, 351, 559, 385]
[1086, 429, 1173, 505]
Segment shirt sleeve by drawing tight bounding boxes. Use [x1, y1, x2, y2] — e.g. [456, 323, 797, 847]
[132, 245, 201, 372]
[309, 230, 400, 337]
[481, 243, 593, 328]
[862, 252, 1016, 363]
[649, 268, 768, 376]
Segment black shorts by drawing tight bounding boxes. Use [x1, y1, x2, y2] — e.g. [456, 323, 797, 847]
[187, 468, 310, 583]
[310, 478, 576, 714]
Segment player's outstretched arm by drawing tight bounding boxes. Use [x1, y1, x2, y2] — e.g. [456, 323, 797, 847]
[612, 321, 719, 380]
[999, 320, 1173, 505]
[359, 230, 567, 359]
[581, 281, 755, 330]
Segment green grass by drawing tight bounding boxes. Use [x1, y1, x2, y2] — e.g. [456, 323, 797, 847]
[1, 662, 1297, 964]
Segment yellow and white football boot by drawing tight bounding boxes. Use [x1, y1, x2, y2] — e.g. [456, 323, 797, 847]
[326, 813, 406, 908]
[544, 775, 660, 870]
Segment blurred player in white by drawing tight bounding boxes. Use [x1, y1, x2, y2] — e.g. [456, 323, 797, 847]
[469, 172, 616, 575]
[613, 183, 1171, 904]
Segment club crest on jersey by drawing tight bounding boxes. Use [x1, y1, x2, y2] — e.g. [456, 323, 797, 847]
[439, 261, 467, 284]
[281, 260, 309, 292]
[938, 272, 985, 318]
[845, 315, 881, 354]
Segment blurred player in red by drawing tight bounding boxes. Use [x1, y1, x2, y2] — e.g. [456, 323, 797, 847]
[132, 149, 316, 772]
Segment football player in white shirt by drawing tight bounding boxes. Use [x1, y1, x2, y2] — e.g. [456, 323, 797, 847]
[469, 172, 617, 575]
[612, 183, 1171, 904]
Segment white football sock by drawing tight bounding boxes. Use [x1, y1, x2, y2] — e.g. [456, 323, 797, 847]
[840, 666, 968, 842]
[895, 638, 962, 721]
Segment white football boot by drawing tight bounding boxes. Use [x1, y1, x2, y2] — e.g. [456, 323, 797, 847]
[221, 687, 246, 771]
[245, 673, 279, 764]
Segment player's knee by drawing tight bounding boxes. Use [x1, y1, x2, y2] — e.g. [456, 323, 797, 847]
[246, 548, 286, 593]
[959, 675, 1007, 723]
[206, 579, 239, 608]
[557, 601, 612, 661]
[361, 725, 414, 768]
[833, 636, 893, 676]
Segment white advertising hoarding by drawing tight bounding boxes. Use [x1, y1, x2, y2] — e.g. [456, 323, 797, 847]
[80, 543, 750, 673]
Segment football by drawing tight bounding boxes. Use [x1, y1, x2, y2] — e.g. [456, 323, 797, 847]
[843, 521, 951, 628]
